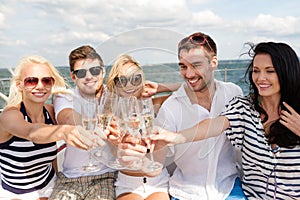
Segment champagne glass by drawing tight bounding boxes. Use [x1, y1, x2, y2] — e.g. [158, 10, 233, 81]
[81, 98, 100, 172]
[120, 96, 144, 170]
[94, 91, 118, 159]
[139, 98, 163, 172]
[98, 91, 118, 131]
[107, 99, 127, 169]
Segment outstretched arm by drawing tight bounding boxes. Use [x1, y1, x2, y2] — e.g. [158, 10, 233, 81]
[0, 106, 89, 149]
[142, 81, 181, 97]
[280, 102, 300, 136]
[151, 116, 230, 145]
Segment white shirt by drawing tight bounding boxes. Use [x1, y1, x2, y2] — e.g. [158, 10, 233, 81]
[156, 80, 243, 200]
[53, 87, 115, 178]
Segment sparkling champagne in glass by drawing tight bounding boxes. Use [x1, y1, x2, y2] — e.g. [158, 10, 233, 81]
[98, 91, 118, 131]
[107, 98, 127, 170]
[94, 91, 118, 159]
[140, 98, 163, 172]
[81, 98, 100, 172]
[121, 96, 144, 170]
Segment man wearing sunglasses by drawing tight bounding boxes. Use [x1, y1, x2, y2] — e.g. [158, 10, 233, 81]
[156, 32, 246, 199]
[50, 45, 117, 200]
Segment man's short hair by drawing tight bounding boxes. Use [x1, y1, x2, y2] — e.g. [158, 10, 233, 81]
[69, 45, 104, 72]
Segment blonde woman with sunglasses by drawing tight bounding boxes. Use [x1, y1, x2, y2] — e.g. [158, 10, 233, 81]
[106, 54, 170, 200]
[0, 55, 91, 200]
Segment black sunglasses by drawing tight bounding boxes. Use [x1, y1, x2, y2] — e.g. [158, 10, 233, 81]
[178, 33, 215, 54]
[72, 66, 103, 79]
[114, 74, 142, 88]
[23, 77, 55, 89]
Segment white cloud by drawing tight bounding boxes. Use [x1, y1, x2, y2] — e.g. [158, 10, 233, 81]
[253, 14, 300, 36]
[0, 5, 14, 29]
[0, 0, 300, 67]
[0, 12, 5, 29]
[187, 0, 214, 5]
[191, 10, 223, 27]
[48, 31, 109, 45]
[94, 28, 183, 64]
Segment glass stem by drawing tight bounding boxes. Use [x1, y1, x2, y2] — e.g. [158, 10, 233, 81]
[149, 152, 155, 164]
[88, 149, 93, 166]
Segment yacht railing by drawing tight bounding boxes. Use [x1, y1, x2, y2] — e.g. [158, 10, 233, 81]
[215, 67, 247, 82]
[0, 78, 10, 112]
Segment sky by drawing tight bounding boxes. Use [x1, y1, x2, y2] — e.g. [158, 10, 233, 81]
[0, 0, 300, 68]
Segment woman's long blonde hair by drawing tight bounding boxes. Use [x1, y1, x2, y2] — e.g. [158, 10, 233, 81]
[7, 55, 69, 106]
[106, 54, 145, 95]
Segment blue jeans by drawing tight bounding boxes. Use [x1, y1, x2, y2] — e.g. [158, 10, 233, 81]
[170, 178, 247, 200]
[226, 178, 247, 200]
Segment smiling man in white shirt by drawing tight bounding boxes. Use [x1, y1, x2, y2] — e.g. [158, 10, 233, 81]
[156, 32, 246, 200]
[50, 45, 117, 200]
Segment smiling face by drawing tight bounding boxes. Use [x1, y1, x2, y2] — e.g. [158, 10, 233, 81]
[18, 63, 53, 104]
[72, 58, 105, 98]
[115, 62, 144, 98]
[252, 53, 280, 98]
[179, 48, 217, 92]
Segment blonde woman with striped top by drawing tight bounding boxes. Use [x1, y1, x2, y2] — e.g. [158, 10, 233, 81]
[0, 55, 89, 199]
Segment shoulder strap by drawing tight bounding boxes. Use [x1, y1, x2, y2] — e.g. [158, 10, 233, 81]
[20, 102, 54, 124]
[20, 101, 32, 123]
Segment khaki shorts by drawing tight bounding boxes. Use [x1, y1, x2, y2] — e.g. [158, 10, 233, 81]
[49, 171, 117, 200]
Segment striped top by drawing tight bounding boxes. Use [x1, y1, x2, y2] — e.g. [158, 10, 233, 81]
[222, 96, 300, 199]
[0, 102, 57, 194]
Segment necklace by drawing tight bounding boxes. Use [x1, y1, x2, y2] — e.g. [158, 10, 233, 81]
[265, 144, 280, 199]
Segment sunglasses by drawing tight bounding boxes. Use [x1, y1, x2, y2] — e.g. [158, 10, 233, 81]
[72, 66, 103, 79]
[114, 74, 142, 88]
[23, 77, 55, 89]
[178, 33, 215, 54]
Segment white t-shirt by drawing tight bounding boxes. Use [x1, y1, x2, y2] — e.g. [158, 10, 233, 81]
[156, 80, 243, 200]
[53, 87, 115, 178]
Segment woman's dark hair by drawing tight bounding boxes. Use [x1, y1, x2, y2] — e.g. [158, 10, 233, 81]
[245, 42, 300, 148]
